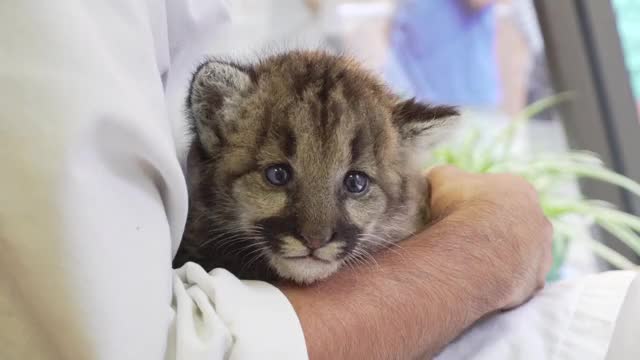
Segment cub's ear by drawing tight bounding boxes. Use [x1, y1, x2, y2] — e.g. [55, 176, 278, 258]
[186, 59, 254, 152]
[392, 98, 459, 148]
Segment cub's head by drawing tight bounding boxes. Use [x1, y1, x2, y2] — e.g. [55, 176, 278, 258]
[182, 51, 457, 283]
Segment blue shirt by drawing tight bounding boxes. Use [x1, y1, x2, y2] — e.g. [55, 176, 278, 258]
[386, 0, 500, 107]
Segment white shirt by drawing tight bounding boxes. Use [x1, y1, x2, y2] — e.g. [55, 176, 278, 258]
[0, 1, 306, 359]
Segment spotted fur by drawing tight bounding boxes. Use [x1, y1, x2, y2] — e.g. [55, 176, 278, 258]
[173, 50, 458, 284]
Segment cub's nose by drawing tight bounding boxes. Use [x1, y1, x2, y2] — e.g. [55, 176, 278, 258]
[301, 231, 336, 250]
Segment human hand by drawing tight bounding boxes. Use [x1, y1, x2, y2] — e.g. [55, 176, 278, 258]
[427, 165, 553, 310]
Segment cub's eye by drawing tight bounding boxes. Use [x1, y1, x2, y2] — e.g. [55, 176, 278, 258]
[344, 171, 369, 194]
[265, 164, 292, 186]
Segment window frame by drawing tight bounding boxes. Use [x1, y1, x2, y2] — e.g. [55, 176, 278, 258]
[536, 0, 640, 262]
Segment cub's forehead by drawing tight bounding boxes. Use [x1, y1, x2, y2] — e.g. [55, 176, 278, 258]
[252, 51, 394, 106]
[227, 52, 401, 171]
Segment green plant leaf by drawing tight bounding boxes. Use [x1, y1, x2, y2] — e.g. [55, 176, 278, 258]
[553, 221, 637, 270]
[430, 93, 640, 274]
[598, 221, 640, 255]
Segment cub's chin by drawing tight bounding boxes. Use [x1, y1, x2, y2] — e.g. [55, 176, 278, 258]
[268, 255, 341, 284]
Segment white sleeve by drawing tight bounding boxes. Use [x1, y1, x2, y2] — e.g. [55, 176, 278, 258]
[0, 1, 307, 359]
[168, 263, 307, 360]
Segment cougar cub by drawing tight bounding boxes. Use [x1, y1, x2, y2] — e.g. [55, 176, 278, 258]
[173, 51, 457, 284]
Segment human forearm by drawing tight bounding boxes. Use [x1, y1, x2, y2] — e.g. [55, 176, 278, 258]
[282, 209, 507, 359]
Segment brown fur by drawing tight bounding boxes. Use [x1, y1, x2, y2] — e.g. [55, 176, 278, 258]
[173, 50, 457, 283]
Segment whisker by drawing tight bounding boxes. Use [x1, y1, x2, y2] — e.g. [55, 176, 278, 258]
[352, 247, 380, 269]
[342, 256, 357, 273]
[200, 225, 264, 250]
[357, 234, 407, 260]
[240, 244, 268, 262]
[213, 233, 262, 251]
[200, 230, 248, 248]
[246, 248, 268, 267]
[203, 233, 248, 250]
[240, 246, 270, 274]
[360, 233, 405, 249]
[227, 241, 267, 258]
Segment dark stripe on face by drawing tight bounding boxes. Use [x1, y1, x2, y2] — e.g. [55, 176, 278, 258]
[255, 103, 275, 152]
[276, 122, 297, 158]
[334, 210, 363, 259]
[397, 175, 409, 207]
[349, 130, 365, 165]
[378, 173, 408, 218]
[317, 65, 332, 138]
[257, 215, 298, 250]
[294, 60, 314, 98]
[326, 99, 344, 140]
[308, 97, 322, 131]
[370, 112, 392, 170]
[325, 70, 346, 135]
[339, 78, 355, 102]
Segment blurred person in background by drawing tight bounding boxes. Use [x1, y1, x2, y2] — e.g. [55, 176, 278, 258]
[385, 0, 501, 109]
[511, 0, 555, 120]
